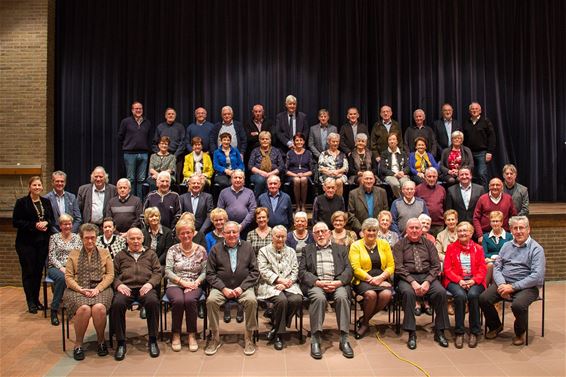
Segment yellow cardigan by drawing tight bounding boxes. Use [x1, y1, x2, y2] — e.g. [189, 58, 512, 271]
[348, 239, 394, 285]
[183, 152, 214, 183]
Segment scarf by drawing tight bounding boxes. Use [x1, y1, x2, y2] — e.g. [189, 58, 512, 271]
[415, 152, 432, 173]
[77, 247, 103, 289]
[259, 147, 272, 172]
[193, 151, 203, 173]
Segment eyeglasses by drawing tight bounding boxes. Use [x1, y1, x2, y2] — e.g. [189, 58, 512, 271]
[313, 229, 328, 234]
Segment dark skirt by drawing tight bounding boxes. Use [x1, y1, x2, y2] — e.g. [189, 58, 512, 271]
[63, 287, 113, 319]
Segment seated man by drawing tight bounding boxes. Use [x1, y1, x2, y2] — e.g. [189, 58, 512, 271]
[299, 222, 354, 360]
[143, 171, 181, 229]
[205, 221, 259, 356]
[311, 178, 345, 229]
[105, 178, 143, 234]
[393, 218, 450, 350]
[479, 216, 545, 346]
[111, 228, 162, 360]
[257, 175, 294, 229]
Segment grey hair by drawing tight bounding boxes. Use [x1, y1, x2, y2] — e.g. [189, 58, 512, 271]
[509, 216, 529, 228]
[418, 213, 432, 223]
[355, 133, 368, 142]
[116, 178, 131, 187]
[327, 132, 340, 142]
[312, 222, 329, 232]
[451, 130, 464, 140]
[401, 180, 416, 189]
[90, 166, 109, 184]
[272, 225, 287, 235]
[223, 221, 241, 232]
[323, 177, 336, 187]
[221, 105, 233, 114]
[285, 95, 297, 104]
[51, 170, 67, 180]
[294, 211, 308, 220]
[58, 213, 74, 224]
[425, 167, 438, 175]
[79, 223, 100, 237]
[361, 218, 379, 232]
[157, 171, 171, 181]
[232, 169, 245, 178]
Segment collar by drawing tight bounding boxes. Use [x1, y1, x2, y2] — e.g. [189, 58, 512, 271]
[222, 122, 234, 127]
[190, 192, 200, 198]
[316, 241, 332, 250]
[269, 191, 281, 198]
[382, 119, 392, 126]
[443, 118, 452, 122]
[460, 183, 471, 191]
[158, 190, 171, 197]
[53, 189, 65, 198]
[489, 228, 507, 239]
[489, 192, 502, 201]
[403, 196, 416, 205]
[512, 236, 531, 248]
[231, 186, 244, 193]
[127, 247, 145, 254]
[119, 195, 130, 203]
[223, 239, 241, 249]
[94, 185, 106, 193]
[388, 147, 401, 154]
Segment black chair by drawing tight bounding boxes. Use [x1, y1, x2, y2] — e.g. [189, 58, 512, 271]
[254, 297, 305, 343]
[42, 264, 54, 318]
[351, 285, 400, 336]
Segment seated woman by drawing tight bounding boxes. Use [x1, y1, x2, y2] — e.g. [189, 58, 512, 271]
[347, 133, 377, 185]
[177, 212, 206, 248]
[183, 136, 213, 186]
[440, 131, 474, 186]
[348, 218, 394, 339]
[409, 137, 440, 185]
[435, 209, 459, 263]
[205, 208, 228, 253]
[379, 133, 410, 198]
[96, 217, 126, 258]
[257, 225, 303, 350]
[63, 223, 114, 361]
[481, 210, 512, 285]
[248, 131, 285, 197]
[330, 211, 357, 248]
[165, 220, 208, 352]
[285, 211, 314, 257]
[376, 210, 399, 247]
[213, 132, 244, 190]
[286, 132, 313, 212]
[141, 207, 175, 265]
[246, 207, 272, 255]
[318, 132, 349, 196]
[148, 136, 177, 191]
[48, 214, 82, 326]
[443, 221, 486, 349]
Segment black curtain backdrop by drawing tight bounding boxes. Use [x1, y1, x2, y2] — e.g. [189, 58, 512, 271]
[55, 0, 566, 201]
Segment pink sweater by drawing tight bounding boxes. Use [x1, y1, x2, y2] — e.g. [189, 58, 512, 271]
[472, 193, 517, 239]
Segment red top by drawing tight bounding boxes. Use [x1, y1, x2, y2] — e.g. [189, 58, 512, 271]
[472, 193, 517, 239]
[442, 239, 487, 288]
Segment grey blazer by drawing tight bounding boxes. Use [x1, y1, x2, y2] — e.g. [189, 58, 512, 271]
[77, 183, 117, 224]
[504, 183, 529, 216]
[347, 186, 389, 233]
[179, 191, 214, 233]
[308, 123, 337, 160]
[299, 243, 352, 294]
[45, 190, 82, 233]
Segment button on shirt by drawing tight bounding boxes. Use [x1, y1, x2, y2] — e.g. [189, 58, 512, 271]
[315, 243, 335, 281]
[228, 245, 238, 272]
[443, 119, 453, 141]
[365, 191, 374, 217]
[383, 120, 392, 133]
[191, 193, 200, 212]
[91, 186, 105, 224]
[460, 184, 472, 209]
[54, 191, 66, 216]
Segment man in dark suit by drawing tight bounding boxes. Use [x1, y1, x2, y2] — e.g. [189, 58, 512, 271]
[444, 166, 485, 224]
[243, 104, 273, 164]
[339, 107, 369, 156]
[209, 106, 247, 155]
[299, 222, 354, 360]
[274, 95, 309, 153]
[370, 105, 403, 159]
[432, 103, 462, 158]
[308, 109, 337, 163]
[348, 171, 388, 234]
[179, 173, 214, 234]
[77, 166, 117, 226]
[45, 170, 82, 233]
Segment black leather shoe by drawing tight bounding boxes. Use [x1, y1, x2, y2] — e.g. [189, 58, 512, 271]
[149, 342, 160, 358]
[266, 328, 276, 341]
[339, 341, 354, 358]
[223, 308, 231, 323]
[414, 307, 422, 316]
[434, 331, 449, 348]
[273, 335, 284, 351]
[97, 342, 109, 356]
[73, 347, 85, 361]
[140, 307, 147, 319]
[354, 324, 369, 340]
[28, 303, 38, 314]
[263, 308, 273, 319]
[310, 342, 322, 359]
[424, 306, 433, 316]
[407, 332, 417, 350]
[35, 302, 45, 311]
[236, 307, 244, 323]
[114, 345, 126, 361]
[198, 303, 205, 319]
[50, 311, 60, 326]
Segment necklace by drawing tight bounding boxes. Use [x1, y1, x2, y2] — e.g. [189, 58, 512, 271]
[32, 198, 45, 221]
[364, 241, 377, 254]
[296, 150, 304, 170]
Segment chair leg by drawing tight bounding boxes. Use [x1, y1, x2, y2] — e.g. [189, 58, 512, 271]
[61, 308, 66, 352]
[43, 282, 48, 318]
[525, 310, 529, 346]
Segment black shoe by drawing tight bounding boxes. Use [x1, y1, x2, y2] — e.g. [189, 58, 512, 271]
[414, 307, 422, 316]
[236, 307, 244, 323]
[354, 324, 369, 340]
[273, 335, 284, 351]
[35, 302, 45, 311]
[73, 347, 85, 361]
[434, 331, 449, 348]
[223, 307, 231, 323]
[355, 316, 364, 329]
[424, 306, 433, 316]
[97, 342, 109, 356]
[266, 328, 276, 341]
[140, 307, 147, 319]
[310, 342, 322, 359]
[263, 308, 273, 319]
[198, 303, 205, 319]
[407, 332, 417, 350]
[339, 341, 354, 358]
[114, 345, 126, 361]
[28, 303, 38, 314]
[50, 311, 60, 326]
[149, 342, 160, 358]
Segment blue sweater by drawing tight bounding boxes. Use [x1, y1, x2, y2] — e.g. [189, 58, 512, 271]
[493, 237, 545, 290]
[186, 121, 214, 152]
[257, 191, 294, 228]
[118, 116, 153, 152]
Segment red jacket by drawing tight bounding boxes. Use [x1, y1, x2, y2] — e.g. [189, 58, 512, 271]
[442, 240, 487, 288]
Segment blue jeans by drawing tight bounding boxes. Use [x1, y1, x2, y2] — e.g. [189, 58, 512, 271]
[472, 151, 489, 190]
[47, 267, 67, 311]
[123, 152, 148, 198]
[250, 174, 267, 198]
[447, 282, 484, 334]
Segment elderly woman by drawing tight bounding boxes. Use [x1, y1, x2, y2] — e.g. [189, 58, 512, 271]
[183, 136, 213, 186]
[213, 132, 244, 190]
[435, 210, 459, 262]
[286, 132, 313, 212]
[48, 214, 82, 325]
[248, 131, 285, 197]
[96, 217, 127, 258]
[348, 133, 376, 185]
[165, 220, 208, 352]
[148, 136, 177, 190]
[330, 211, 357, 248]
[141, 207, 175, 265]
[257, 225, 303, 350]
[246, 207, 273, 254]
[379, 133, 410, 198]
[440, 131, 474, 185]
[376, 210, 399, 247]
[286, 211, 314, 257]
[349, 218, 394, 339]
[409, 137, 440, 184]
[177, 212, 206, 248]
[482, 210, 512, 285]
[12, 176, 54, 313]
[63, 223, 114, 360]
[318, 132, 349, 196]
[443, 221, 486, 349]
[205, 208, 228, 253]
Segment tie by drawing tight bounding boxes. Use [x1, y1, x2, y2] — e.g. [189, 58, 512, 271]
[289, 114, 295, 137]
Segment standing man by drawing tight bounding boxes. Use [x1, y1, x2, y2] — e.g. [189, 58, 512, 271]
[209, 106, 246, 156]
[462, 102, 496, 190]
[347, 171, 388, 234]
[308, 109, 337, 162]
[244, 104, 273, 163]
[185, 107, 214, 153]
[46, 170, 82, 233]
[77, 166, 117, 227]
[118, 101, 153, 198]
[257, 175, 294, 229]
[415, 167, 446, 236]
[105, 178, 143, 234]
[473, 178, 517, 243]
[370, 105, 403, 159]
[390, 181, 429, 235]
[217, 170, 257, 237]
[299, 222, 354, 359]
[502, 164, 530, 216]
[153, 107, 186, 181]
[275, 95, 309, 153]
[143, 171, 181, 229]
[432, 103, 462, 157]
[480, 216, 545, 346]
[179, 174, 214, 234]
[445, 166, 485, 224]
[404, 109, 438, 157]
[339, 107, 369, 156]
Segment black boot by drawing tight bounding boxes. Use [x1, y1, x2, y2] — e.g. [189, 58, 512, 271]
[51, 310, 60, 326]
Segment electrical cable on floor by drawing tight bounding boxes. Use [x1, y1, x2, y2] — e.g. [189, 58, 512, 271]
[374, 330, 431, 377]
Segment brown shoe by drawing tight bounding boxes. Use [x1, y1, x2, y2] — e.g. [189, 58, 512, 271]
[512, 334, 525, 346]
[455, 334, 464, 349]
[485, 325, 503, 339]
[468, 334, 478, 348]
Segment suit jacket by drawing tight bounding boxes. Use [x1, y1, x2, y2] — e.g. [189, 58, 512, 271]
[179, 191, 214, 233]
[77, 183, 117, 224]
[275, 111, 309, 151]
[209, 121, 247, 154]
[347, 186, 389, 233]
[206, 240, 259, 291]
[370, 120, 403, 156]
[13, 195, 55, 246]
[257, 191, 294, 228]
[308, 123, 337, 160]
[45, 190, 82, 233]
[432, 119, 462, 152]
[299, 242, 352, 294]
[444, 183, 485, 224]
[244, 118, 274, 155]
[339, 122, 369, 155]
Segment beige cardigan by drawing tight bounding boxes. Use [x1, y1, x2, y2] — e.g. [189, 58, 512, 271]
[65, 248, 114, 292]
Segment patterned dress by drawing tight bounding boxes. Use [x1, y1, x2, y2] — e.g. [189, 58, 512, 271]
[246, 228, 272, 255]
[165, 243, 208, 288]
[96, 234, 126, 258]
[48, 233, 82, 269]
[318, 150, 348, 184]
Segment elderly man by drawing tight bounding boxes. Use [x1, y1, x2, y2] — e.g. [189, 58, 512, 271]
[479, 216, 545, 346]
[179, 174, 214, 233]
[502, 164, 529, 216]
[394, 218, 450, 349]
[105, 178, 143, 234]
[432, 103, 462, 155]
[257, 225, 303, 350]
[143, 171, 181, 229]
[257, 175, 294, 229]
[339, 107, 369, 156]
[185, 107, 214, 153]
[111, 228, 162, 360]
[403, 109, 438, 157]
[205, 221, 259, 356]
[370, 105, 403, 158]
[153, 107, 185, 158]
[309, 109, 337, 161]
[300, 222, 353, 359]
[445, 166, 485, 223]
[390, 180, 429, 235]
[275, 95, 310, 153]
[348, 171, 388, 234]
[473, 178, 517, 242]
[217, 170, 257, 236]
[244, 104, 274, 162]
[312, 178, 345, 229]
[46, 170, 82, 233]
[415, 167, 446, 236]
[209, 106, 246, 155]
[77, 166, 117, 227]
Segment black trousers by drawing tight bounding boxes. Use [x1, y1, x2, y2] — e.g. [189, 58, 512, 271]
[111, 289, 160, 341]
[269, 291, 302, 334]
[16, 242, 48, 305]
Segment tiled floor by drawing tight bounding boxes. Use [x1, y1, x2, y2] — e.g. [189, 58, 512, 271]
[0, 282, 564, 377]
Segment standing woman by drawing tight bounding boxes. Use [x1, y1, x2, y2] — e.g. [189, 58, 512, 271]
[13, 176, 55, 313]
